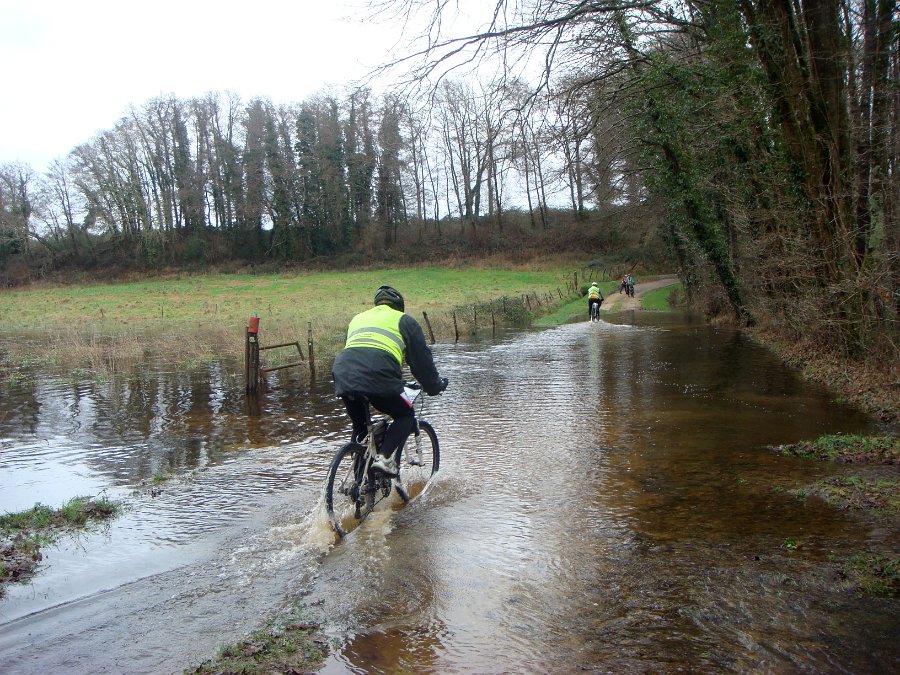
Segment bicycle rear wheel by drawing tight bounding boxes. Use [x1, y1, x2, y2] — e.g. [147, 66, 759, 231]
[396, 421, 440, 502]
[325, 442, 372, 537]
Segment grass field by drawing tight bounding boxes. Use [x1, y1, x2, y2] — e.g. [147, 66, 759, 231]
[1, 262, 603, 374]
[641, 283, 682, 311]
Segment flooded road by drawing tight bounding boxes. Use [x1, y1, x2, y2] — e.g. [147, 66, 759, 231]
[1, 311, 896, 673]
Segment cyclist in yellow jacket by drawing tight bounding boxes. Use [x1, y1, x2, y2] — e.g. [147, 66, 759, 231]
[332, 286, 448, 476]
[587, 282, 604, 319]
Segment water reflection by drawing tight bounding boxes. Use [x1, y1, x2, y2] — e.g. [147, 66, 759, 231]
[314, 315, 890, 673]
[0, 313, 894, 673]
[0, 360, 349, 513]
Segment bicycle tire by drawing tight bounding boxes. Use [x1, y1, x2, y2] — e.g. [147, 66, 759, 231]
[325, 442, 371, 537]
[396, 420, 440, 502]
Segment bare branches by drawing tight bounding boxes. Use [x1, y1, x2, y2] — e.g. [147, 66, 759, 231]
[367, 0, 659, 94]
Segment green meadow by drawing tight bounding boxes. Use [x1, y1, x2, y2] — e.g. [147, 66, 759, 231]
[640, 282, 683, 311]
[1, 262, 595, 374]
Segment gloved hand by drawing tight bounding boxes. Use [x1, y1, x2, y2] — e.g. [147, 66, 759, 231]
[439, 377, 449, 392]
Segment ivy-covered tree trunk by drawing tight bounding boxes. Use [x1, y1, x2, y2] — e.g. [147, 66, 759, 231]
[739, 0, 878, 354]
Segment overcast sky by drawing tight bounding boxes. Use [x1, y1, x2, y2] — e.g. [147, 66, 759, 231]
[0, 0, 407, 171]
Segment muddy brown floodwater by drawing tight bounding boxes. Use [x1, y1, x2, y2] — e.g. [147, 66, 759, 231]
[0, 310, 896, 673]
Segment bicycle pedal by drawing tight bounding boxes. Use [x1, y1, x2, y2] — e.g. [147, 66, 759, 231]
[408, 458, 423, 466]
[393, 478, 409, 502]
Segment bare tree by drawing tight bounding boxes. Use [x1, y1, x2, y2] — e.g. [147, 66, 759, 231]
[0, 162, 36, 260]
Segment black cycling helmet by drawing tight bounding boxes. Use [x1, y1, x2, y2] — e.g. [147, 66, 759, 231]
[374, 285, 404, 312]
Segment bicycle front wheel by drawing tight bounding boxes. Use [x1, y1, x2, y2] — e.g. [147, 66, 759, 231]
[396, 421, 440, 501]
[325, 442, 371, 537]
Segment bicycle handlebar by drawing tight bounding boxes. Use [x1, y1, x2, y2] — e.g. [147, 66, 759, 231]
[405, 379, 448, 393]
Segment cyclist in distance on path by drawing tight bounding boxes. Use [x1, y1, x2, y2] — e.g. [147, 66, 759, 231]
[587, 282, 604, 319]
[332, 285, 448, 477]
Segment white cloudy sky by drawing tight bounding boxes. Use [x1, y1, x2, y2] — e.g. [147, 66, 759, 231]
[0, 0, 413, 170]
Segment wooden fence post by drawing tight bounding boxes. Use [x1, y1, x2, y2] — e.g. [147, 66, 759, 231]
[307, 322, 316, 378]
[452, 311, 459, 343]
[422, 311, 436, 344]
[245, 316, 260, 394]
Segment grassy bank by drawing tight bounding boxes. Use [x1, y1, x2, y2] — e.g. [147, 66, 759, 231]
[750, 329, 899, 426]
[0, 261, 591, 377]
[0, 496, 119, 597]
[641, 283, 683, 311]
[188, 606, 329, 674]
[773, 434, 899, 598]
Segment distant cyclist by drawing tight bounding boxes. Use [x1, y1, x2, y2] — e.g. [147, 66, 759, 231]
[587, 282, 604, 319]
[626, 275, 635, 297]
[332, 286, 448, 477]
[619, 274, 628, 294]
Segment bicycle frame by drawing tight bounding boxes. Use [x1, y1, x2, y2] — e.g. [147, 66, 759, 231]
[348, 384, 429, 515]
[326, 379, 442, 537]
[360, 384, 426, 466]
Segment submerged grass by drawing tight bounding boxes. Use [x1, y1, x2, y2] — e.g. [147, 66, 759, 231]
[774, 434, 899, 464]
[775, 434, 899, 519]
[188, 606, 329, 674]
[0, 496, 119, 596]
[846, 554, 899, 598]
[802, 475, 900, 513]
[775, 434, 899, 598]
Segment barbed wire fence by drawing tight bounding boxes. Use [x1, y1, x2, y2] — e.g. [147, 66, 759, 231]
[245, 268, 627, 390]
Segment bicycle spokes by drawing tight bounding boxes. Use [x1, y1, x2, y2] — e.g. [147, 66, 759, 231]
[326, 404, 440, 538]
[408, 432, 424, 466]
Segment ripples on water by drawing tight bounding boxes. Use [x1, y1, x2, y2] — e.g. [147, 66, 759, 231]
[0, 359, 347, 624]
[314, 316, 891, 673]
[1, 314, 894, 673]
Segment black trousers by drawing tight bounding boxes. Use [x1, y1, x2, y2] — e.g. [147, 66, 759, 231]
[341, 392, 415, 459]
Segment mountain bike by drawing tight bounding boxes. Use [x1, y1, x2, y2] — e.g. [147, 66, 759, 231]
[324, 383, 440, 538]
[589, 300, 601, 322]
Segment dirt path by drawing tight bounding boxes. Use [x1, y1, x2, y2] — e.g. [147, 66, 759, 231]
[600, 274, 679, 312]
